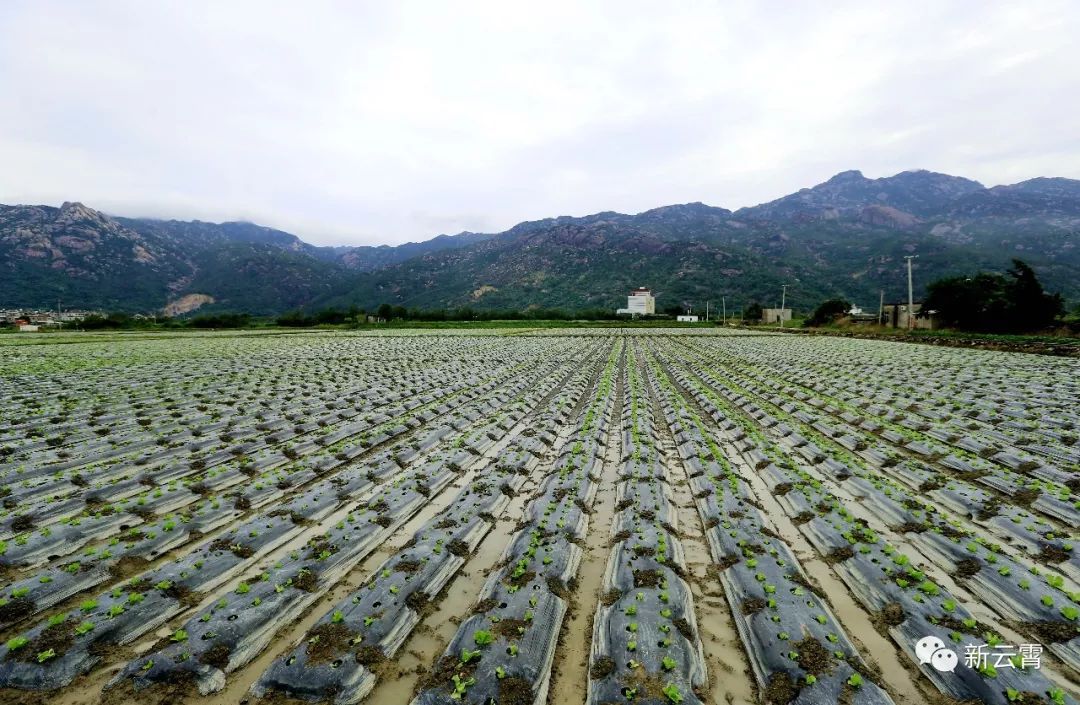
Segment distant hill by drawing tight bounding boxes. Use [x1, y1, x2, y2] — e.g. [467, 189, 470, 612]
[3, 169, 1079, 315]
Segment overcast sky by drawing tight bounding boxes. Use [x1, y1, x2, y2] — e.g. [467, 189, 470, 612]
[2, 1, 1078, 246]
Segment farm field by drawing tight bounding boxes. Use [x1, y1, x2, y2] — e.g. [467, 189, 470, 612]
[0, 329, 1077, 705]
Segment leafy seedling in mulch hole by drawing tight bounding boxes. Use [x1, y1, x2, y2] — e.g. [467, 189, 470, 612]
[661, 656, 677, 671]
[847, 673, 863, 687]
[460, 648, 481, 664]
[171, 629, 188, 642]
[6, 635, 28, 651]
[450, 673, 475, 700]
[662, 683, 683, 703]
[473, 630, 494, 646]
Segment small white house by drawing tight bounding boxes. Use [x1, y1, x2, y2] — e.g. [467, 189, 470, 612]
[18, 324, 40, 332]
[676, 315, 699, 322]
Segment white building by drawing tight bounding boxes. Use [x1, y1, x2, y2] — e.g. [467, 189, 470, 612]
[18, 324, 40, 332]
[616, 287, 656, 316]
[676, 315, 699, 322]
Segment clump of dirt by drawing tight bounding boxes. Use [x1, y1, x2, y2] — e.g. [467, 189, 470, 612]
[10, 514, 35, 533]
[355, 645, 386, 666]
[615, 499, 634, 511]
[473, 598, 499, 614]
[493, 618, 530, 640]
[162, 582, 200, 607]
[1012, 487, 1041, 507]
[764, 671, 799, 705]
[633, 569, 662, 588]
[504, 569, 535, 589]
[673, 617, 695, 640]
[434, 518, 458, 529]
[954, 558, 981, 578]
[788, 572, 824, 598]
[609, 530, 632, 546]
[892, 521, 927, 534]
[975, 498, 1001, 520]
[420, 654, 476, 690]
[11, 618, 74, 663]
[935, 615, 989, 636]
[0, 596, 35, 624]
[405, 591, 430, 613]
[447, 539, 470, 557]
[717, 554, 740, 570]
[590, 655, 616, 679]
[396, 558, 423, 573]
[826, 546, 855, 564]
[773, 482, 794, 496]
[373, 516, 393, 527]
[1025, 620, 1079, 644]
[500, 483, 516, 498]
[918, 477, 945, 492]
[306, 622, 355, 664]
[209, 538, 255, 558]
[108, 556, 151, 580]
[546, 577, 571, 600]
[199, 643, 232, 670]
[1037, 543, 1071, 564]
[292, 569, 317, 592]
[741, 598, 767, 615]
[131, 506, 157, 522]
[937, 523, 964, 540]
[878, 603, 906, 627]
[498, 675, 534, 705]
[234, 495, 252, 510]
[792, 511, 815, 525]
[794, 636, 835, 675]
[601, 589, 622, 606]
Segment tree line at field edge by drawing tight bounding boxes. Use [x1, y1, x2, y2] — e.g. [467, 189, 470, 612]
[804, 259, 1074, 333]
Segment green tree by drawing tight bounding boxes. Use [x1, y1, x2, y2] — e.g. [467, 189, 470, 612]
[923, 259, 1063, 332]
[805, 299, 851, 327]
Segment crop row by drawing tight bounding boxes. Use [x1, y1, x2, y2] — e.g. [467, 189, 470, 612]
[409, 339, 622, 705]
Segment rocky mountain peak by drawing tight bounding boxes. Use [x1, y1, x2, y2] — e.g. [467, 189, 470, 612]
[825, 169, 866, 184]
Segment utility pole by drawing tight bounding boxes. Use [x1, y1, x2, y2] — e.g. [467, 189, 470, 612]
[904, 256, 917, 330]
[722, 297, 727, 327]
[878, 289, 884, 327]
[779, 285, 787, 328]
[706, 301, 710, 322]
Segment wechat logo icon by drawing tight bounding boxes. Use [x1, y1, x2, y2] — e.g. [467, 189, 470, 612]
[916, 636, 958, 673]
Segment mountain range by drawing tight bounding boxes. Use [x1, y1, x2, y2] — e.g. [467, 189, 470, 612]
[3, 169, 1078, 316]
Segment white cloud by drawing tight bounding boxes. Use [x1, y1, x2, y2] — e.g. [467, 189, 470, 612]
[1, 0, 1078, 245]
